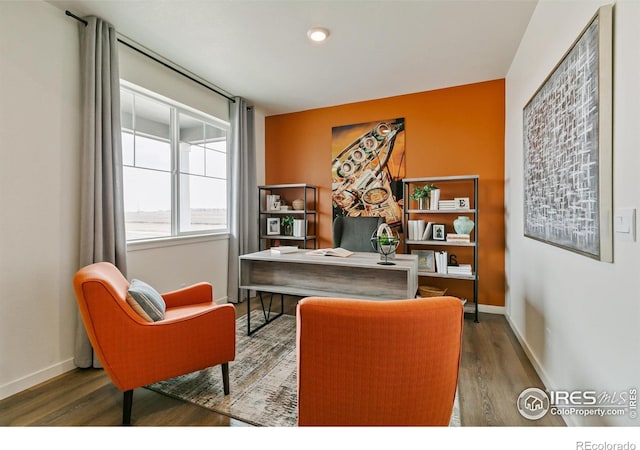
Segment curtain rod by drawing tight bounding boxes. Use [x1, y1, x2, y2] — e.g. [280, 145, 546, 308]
[65, 10, 236, 103]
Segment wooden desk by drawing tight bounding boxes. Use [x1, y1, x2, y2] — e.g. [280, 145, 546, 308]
[239, 250, 419, 334]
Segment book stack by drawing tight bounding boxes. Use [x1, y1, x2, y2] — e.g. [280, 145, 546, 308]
[446, 233, 471, 243]
[437, 200, 457, 211]
[447, 264, 473, 276]
[407, 220, 426, 240]
[435, 251, 448, 274]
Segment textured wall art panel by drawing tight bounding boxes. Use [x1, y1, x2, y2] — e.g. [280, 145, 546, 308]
[523, 6, 612, 261]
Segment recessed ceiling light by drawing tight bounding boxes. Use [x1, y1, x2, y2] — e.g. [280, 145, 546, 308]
[307, 27, 330, 42]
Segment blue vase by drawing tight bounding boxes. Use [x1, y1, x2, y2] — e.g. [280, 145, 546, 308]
[453, 216, 474, 235]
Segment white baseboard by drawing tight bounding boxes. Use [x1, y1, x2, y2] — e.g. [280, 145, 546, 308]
[0, 358, 76, 401]
[2, 295, 233, 401]
[478, 304, 505, 315]
[504, 313, 576, 427]
[505, 313, 551, 385]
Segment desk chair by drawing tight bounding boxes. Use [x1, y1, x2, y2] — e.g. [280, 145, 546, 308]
[332, 215, 385, 252]
[297, 296, 463, 426]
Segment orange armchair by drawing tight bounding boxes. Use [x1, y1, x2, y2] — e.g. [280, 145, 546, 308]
[73, 262, 236, 425]
[296, 296, 463, 426]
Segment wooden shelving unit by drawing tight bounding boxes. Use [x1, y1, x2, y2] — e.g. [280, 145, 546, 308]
[402, 175, 479, 322]
[258, 184, 317, 251]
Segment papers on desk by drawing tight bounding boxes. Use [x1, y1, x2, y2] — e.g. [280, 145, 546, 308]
[306, 247, 354, 258]
[270, 246, 299, 254]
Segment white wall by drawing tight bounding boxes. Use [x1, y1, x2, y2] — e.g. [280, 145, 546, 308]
[505, 0, 640, 426]
[119, 42, 230, 122]
[126, 236, 229, 297]
[0, 1, 247, 399]
[0, 1, 81, 398]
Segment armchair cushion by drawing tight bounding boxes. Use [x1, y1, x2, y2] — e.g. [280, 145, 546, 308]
[126, 279, 166, 322]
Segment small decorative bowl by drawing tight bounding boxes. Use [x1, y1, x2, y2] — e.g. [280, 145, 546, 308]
[292, 199, 305, 210]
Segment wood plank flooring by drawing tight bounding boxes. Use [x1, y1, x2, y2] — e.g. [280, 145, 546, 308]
[0, 297, 564, 426]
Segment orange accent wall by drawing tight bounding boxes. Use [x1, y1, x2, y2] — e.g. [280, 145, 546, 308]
[265, 80, 505, 307]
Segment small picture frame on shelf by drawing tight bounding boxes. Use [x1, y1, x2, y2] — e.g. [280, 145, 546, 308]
[266, 218, 280, 235]
[432, 223, 446, 241]
[266, 194, 281, 211]
[455, 197, 470, 209]
[412, 250, 435, 272]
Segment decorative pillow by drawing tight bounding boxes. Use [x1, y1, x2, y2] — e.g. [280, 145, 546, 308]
[126, 279, 166, 322]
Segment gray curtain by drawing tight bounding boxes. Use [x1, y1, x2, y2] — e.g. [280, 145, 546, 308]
[74, 16, 127, 368]
[227, 98, 258, 303]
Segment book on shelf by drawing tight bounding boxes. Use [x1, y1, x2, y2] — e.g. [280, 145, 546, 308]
[446, 233, 471, 243]
[270, 246, 299, 254]
[430, 188, 440, 210]
[293, 219, 306, 237]
[435, 251, 448, 274]
[447, 264, 472, 275]
[421, 222, 434, 240]
[437, 200, 457, 210]
[407, 220, 415, 240]
[416, 220, 425, 241]
[306, 247, 354, 258]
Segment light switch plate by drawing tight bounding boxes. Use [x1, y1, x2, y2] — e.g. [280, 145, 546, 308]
[614, 208, 636, 241]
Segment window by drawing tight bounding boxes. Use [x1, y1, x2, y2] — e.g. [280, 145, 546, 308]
[120, 83, 229, 241]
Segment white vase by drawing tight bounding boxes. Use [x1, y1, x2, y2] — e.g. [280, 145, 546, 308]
[453, 216, 474, 235]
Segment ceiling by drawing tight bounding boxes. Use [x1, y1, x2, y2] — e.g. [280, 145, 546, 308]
[49, 0, 537, 116]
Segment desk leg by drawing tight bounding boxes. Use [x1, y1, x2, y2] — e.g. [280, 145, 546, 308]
[247, 291, 285, 336]
[246, 288, 251, 335]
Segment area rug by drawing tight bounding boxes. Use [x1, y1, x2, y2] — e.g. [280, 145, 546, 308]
[147, 311, 461, 427]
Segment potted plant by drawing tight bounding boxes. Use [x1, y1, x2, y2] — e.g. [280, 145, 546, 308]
[410, 184, 437, 210]
[281, 215, 294, 236]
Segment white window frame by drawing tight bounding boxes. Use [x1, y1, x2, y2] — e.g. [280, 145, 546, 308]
[120, 80, 231, 244]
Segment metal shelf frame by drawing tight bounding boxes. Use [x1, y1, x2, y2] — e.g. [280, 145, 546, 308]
[402, 175, 479, 322]
[258, 184, 318, 251]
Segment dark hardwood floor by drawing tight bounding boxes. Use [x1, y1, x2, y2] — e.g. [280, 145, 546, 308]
[0, 296, 564, 427]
